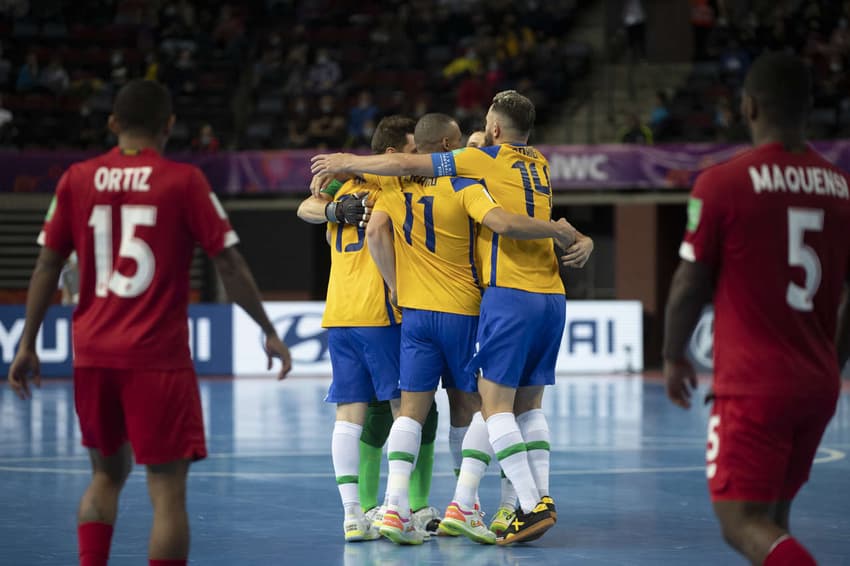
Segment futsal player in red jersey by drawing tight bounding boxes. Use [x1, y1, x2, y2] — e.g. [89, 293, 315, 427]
[7, 80, 292, 566]
[663, 53, 850, 566]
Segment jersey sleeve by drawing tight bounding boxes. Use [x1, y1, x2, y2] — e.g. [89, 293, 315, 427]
[431, 146, 499, 177]
[184, 167, 239, 257]
[37, 170, 74, 258]
[679, 168, 725, 268]
[321, 178, 345, 197]
[450, 177, 500, 223]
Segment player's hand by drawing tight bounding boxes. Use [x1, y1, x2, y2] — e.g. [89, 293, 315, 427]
[664, 358, 697, 409]
[309, 174, 335, 198]
[560, 234, 594, 268]
[326, 192, 372, 226]
[311, 153, 353, 175]
[264, 334, 292, 381]
[552, 218, 578, 250]
[7, 348, 41, 400]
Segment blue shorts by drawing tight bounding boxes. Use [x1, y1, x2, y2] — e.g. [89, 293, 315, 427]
[325, 326, 401, 403]
[467, 287, 566, 389]
[399, 309, 479, 393]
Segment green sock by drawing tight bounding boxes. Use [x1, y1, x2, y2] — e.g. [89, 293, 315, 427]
[358, 401, 394, 511]
[409, 401, 438, 511]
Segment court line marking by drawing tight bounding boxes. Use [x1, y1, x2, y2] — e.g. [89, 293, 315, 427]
[0, 448, 843, 478]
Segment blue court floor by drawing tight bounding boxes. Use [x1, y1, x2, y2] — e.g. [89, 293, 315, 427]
[1, 375, 848, 565]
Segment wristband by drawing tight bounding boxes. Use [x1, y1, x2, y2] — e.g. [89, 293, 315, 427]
[325, 201, 339, 223]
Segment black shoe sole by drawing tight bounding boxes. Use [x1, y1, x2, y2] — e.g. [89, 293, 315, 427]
[495, 517, 555, 546]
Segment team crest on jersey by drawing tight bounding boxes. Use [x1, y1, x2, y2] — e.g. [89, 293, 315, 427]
[687, 198, 702, 232]
[45, 196, 57, 222]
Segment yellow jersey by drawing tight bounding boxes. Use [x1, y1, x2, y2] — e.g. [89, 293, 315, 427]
[368, 173, 500, 316]
[322, 178, 400, 327]
[431, 144, 565, 295]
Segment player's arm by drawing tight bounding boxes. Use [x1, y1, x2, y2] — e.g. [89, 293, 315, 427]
[296, 193, 333, 224]
[212, 247, 292, 378]
[837, 276, 850, 371]
[365, 210, 397, 302]
[312, 152, 434, 178]
[663, 173, 722, 409]
[481, 208, 577, 249]
[662, 259, 715, 409]
[560, 231, 594, 269]
[8, 246, 65, 399]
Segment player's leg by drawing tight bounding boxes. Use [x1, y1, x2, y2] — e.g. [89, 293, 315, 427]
[471, 288, 554, 544]
[359, 400, 393, 516]
[379, 309, 442, 545]
[78, 445, 133, 566]
[328, 327, 382, 542]
[409, 401, 439, 527]
[73, 368, 132, 566]
[381, 390, 436, 545]
[121, 368, 206, 565]
[146, 459, 191, 563]
[514, 292, 564, 523]
[515, 386, 554, 520]
[707, 395, 818, 565]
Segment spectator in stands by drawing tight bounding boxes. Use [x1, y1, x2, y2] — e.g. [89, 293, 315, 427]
[443, 48, 481, 81]
[281, 43, 309, 97]
[40, 57, 70, 95]
[15, 52, 39, 93]
[623, 0, 647, 63]
[287, 96, 311, 149]
[308, 94, 346, 148]
[110, 50, 129, 89]
[690, 0, 716, 61]
[649, 90, 671, 136]
[144, 52, 160, 81]
[192, 123, 220, 152]
[168, 48, 198, 94]
[0, 95, 13, 145]
[307, 49, 341, 94]
[618, 112, 653, 144]
[253, 43, 284, 90]
[0, 43, 11, 89]
[455, 69, 489, 124]
[713, 98, 747, 142]
[347, 91, 379, 148]
[213, 4, 245, 48]
[718, 38, 750, 85]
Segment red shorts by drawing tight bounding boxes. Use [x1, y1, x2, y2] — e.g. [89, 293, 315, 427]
[707, 392, 838, 502]
[74, 367, 207, 466]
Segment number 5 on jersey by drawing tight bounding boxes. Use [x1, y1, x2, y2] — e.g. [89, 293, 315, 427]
[89, 204, 157, 298]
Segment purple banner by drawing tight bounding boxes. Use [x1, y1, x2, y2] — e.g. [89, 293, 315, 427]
[2, 141, 849, 195]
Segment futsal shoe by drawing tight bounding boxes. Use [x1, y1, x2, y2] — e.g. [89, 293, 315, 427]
[343, 515, 380, 542]
[488, 506, 516, 536]
[541, 495, 557, 522]
[412, 506, 442, 536]
[439, 502, 496, 544]
[365, 505, 385, 530]
[380, 508, 425, 545]
[495, 500, 555, 546]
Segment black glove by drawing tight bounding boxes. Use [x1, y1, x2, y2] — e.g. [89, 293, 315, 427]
[325, 193, 369, 225]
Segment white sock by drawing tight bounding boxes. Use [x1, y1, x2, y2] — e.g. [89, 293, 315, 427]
[517, 409, 551, 497]
[499, 472, 518, 511]
[452, 412, 493, 509]
[487, 412, 539, 513]
[385, 416, 421, 517]
[332, 420, 363, 518]
[449, 424, 468, 478]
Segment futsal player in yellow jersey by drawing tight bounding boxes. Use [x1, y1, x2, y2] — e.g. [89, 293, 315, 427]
[312, 91, 594, 545]
[297, 116, 441, 542]
[362, 113, 577, 545]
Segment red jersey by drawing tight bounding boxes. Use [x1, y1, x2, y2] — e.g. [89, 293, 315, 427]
[681, 142, 850, 396]
[39, 147, 238, 369]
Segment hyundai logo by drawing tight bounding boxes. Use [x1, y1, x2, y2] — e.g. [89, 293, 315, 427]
[688, 309, 714, 370]
[264, 312, 329, 364]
